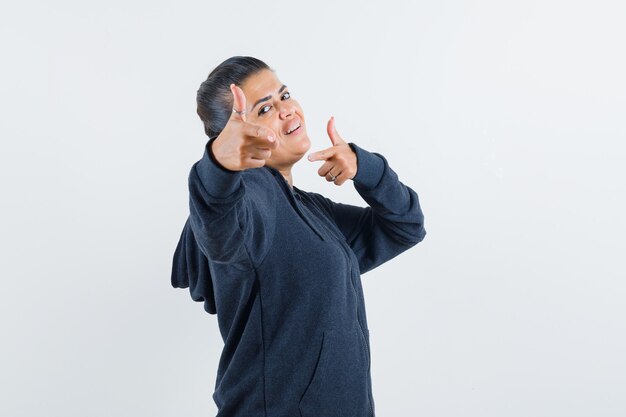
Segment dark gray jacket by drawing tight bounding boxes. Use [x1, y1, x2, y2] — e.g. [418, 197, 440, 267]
[172, 138, 426, 417]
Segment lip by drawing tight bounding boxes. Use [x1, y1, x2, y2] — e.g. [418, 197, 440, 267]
[287, 124, 302, 136]
[284, 120, 303, 136]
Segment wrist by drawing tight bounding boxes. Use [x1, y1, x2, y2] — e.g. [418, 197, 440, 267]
[208, 137, 236, 173]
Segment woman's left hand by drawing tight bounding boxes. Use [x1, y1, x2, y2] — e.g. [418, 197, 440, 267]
[307, 116, 358, 186]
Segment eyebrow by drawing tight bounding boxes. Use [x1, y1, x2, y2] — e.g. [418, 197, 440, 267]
[251, 85, 288, 112]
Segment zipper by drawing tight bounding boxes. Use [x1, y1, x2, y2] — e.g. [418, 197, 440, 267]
[349, 252, 374, 417]
[266, 169, 374, 415]
[355, 285, 374, 417]
[342, 243, 374, 417]
[294, 189, 374, 417]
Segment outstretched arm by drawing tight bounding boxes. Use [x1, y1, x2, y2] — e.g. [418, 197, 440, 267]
[187, 138, 254, 269]
[187, 83, 278, 270]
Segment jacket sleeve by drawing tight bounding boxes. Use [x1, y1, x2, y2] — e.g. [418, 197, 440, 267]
[310, 142, 426, 274]
[187, 138, 269, 270]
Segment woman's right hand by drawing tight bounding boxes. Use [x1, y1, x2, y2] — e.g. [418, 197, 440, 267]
[211, 83, 279, 171]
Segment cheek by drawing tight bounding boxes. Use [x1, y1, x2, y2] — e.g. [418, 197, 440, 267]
[293, 101, 305, 118]
[266, 119, 284, 136]
[253, 117, 280, 132]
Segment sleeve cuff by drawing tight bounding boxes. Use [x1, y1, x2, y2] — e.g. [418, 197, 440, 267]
[348, 142, 385, 190]
[193, 137, 243, 198]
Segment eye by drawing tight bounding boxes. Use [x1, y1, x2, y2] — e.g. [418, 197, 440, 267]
[258, 105, 271, 116]
[258, 92, 291, 116]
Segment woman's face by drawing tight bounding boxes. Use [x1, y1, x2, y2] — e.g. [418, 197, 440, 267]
[239, 69, 311, 170]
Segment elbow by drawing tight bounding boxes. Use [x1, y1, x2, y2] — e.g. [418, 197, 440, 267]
[406, 228, 426, 247]
[407, 215, 426, 246]
[413, 224, 426, 245]
[405, 190, 426, 245]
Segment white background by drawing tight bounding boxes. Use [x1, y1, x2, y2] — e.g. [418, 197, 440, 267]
[2, 0, 625, 416]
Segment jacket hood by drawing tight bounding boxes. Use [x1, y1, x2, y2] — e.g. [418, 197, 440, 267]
[171, 217, 217, 315]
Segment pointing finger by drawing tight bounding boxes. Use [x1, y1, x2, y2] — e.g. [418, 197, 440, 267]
[307, 146, 337, 162]
[243, 123, 278, 146]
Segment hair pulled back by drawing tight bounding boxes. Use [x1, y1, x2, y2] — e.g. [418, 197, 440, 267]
[196, 56, 271, 139]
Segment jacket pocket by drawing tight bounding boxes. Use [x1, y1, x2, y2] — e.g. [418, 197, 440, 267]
[298, 327, 370, 417]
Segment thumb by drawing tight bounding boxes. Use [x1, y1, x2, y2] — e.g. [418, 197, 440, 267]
[230, 83, 248, 123]
[327, 116, 346, 146]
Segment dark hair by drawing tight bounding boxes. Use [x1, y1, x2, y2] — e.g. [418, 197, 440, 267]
[196, 56, 272, 139]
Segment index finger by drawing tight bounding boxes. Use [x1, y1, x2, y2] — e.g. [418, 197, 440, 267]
[307, 146, 338, 162]
[242, 122, 278, 147]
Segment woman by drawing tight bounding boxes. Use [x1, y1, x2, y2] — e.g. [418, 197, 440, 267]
[171, 56, 426, 417]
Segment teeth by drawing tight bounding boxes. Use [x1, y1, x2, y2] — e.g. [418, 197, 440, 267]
[286, 123, 300, 134]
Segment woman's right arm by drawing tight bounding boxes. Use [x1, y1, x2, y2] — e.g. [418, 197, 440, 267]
[186, 83, 278, 269]
[187, 137, 251, 267]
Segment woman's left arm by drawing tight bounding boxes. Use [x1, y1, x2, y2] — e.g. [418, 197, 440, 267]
[309, 142, 427, 274]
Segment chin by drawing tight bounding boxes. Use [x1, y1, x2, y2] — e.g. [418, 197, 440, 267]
[298, 135, 312, 155]
[292, 138, 312, 163]
[284, 131, 311, 150]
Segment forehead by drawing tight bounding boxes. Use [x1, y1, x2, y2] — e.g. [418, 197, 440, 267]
[240, 69, 283, 98]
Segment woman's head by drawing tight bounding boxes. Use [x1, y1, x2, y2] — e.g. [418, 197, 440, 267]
[197, 56, 269, 139]
[197, 56, 311, 170]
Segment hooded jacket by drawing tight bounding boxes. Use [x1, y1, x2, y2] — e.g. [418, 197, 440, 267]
[171, 138, 426, 417]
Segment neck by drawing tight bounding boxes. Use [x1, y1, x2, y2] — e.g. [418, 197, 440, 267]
[279, 168, 293, 189]
[266, 162, 295, 189]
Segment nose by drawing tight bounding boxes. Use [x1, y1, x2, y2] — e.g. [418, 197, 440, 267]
[279, 103, 296, 120]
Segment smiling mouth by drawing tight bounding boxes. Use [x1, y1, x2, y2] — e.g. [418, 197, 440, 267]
[285, 123, 301, 135]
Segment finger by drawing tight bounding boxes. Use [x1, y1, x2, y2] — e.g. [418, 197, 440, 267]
[242, 123, 278, 147]
[307, 146, 338, 162]
[246, 146, 272, 161]
[324, 167, 345, 184]
[230, 83, 248, 122]
[333, 169, 349, 186]
[317, 160, 336, 178]
[243, 156, 267, 169]
[327, 116, 346, 146]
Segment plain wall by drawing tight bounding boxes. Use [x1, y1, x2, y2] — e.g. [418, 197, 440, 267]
[1, 0, 625, 415]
